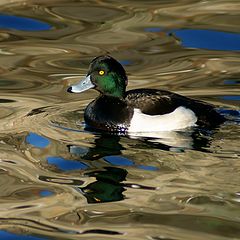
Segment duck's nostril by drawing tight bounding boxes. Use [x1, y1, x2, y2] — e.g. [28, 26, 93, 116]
[67, 87, 72, 93]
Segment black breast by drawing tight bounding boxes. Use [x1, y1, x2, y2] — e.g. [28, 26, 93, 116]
[84, 95, 133, 132]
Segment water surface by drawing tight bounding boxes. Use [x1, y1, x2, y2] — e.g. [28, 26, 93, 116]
[0, 0, 240, 239]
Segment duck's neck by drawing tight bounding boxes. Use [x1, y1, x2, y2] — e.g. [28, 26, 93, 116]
[107, 90, 125, 98]
[100, 91, 125, 99]
[100, 85, 126, 98]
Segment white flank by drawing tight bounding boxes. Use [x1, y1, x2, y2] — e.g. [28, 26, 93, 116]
[128, 106, 197, 133]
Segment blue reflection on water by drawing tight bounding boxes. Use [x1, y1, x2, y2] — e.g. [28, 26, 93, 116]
[145, 27, 162, 32]
[0, 230, 48, 240]
[224, 79, 240, 85]
[119, 60, 133, 66]
[104, 156, 134, 166]
[221, 95, 240, 101]
[0, 14, 51, 31]
[173, 29, 240, 51]
[39, 190, 54, 197]
[47, 156, 88, 171]
[219, 109, 240, 116]
[104, 156, 158, 171]
[26, 132, 50, 148]
[138, 165, 158, 171]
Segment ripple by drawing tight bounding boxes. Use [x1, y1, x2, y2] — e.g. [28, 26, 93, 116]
[38, 175, 84, 185]
[51, 5, 126, 22]
[0, 107, 15, 120]
[186, 195, 226, 205]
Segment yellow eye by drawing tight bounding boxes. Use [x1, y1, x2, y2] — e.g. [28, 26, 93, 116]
[99, 70, 105, 76]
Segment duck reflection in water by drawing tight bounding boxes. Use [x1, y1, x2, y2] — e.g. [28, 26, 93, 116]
[66, 132, 210, 203]
[68, 129, 212, 160]
[78, 167, 127, 203]
[68, 135, 159, 203]
[23, 130, 213, 204]
[68, 134, 124, 160]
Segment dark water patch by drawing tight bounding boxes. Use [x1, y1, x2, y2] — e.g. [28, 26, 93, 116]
[0, 14, 51, 31]
[27, 107, 49, 116]
[224, 79, 240, 85]
[38, 175, 84, 186]
[0, 79, 19, 87]
[0, 98, 16, 103]
[0, 160, 17, 164]
[13, 205, 37, 210]
[82, 229, 122, 235]
[173, 29, 240, 51]
[219, 109, 240, 117]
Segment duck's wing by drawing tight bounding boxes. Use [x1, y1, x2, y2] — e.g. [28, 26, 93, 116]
[125, 89, 183, 115]
[125, 88, 225, 127]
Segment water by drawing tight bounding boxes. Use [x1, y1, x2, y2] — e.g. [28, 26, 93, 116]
[0, 0, 240, 239]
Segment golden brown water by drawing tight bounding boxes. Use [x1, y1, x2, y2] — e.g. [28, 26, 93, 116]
[0, 0, 240, 239]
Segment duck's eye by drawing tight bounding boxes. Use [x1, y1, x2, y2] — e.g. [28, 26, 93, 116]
[98, 70, 105, 76]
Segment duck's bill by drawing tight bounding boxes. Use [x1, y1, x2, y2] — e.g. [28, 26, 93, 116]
[67, 75, 94, 93]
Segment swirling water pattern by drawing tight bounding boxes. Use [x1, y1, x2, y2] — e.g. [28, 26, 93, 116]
[0, 0, 239, 239]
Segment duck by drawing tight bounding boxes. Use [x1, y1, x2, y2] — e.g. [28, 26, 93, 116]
[67, 55, 225, 133]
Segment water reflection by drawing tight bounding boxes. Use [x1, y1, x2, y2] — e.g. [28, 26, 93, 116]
[0, 230, 47, 240]
[79, 166, 156, 204]
[173, 29, 240, 51]
[22, 130, 162, 205]
[79, 167, 127, 203]
[19, 125, 222, 208]
[47, 156, 88, 171]
[0, 14, 51, 31]
[26, 132, 50, 148]
[69, 135, 123, 160]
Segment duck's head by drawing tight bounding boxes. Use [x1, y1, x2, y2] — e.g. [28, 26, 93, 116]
[67, 55, 128, 98]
